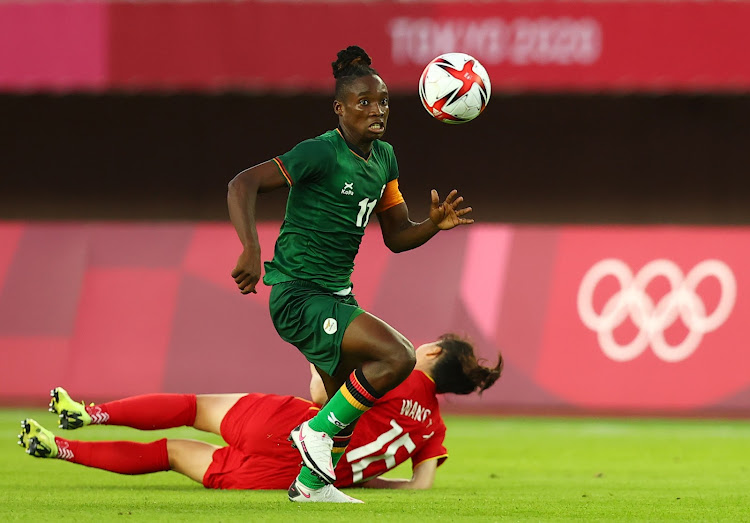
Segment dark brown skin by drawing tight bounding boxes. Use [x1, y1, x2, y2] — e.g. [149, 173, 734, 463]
[227, 73, 474, 398]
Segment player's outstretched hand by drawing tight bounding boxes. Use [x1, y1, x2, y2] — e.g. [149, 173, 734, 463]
[429, 189, 474, 230]
[231, 249, 262, 294]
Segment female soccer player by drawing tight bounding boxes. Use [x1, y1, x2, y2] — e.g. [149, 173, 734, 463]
[227, 45, 474, 496]
[19, 335, 502, 503]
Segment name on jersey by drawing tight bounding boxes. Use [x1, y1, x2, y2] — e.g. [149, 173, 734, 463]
[341, 182, 354, 195]
[400, 399, 431, 423]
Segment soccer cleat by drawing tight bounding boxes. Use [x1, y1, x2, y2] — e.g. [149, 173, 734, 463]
[288, 478, 363, 503]
[18, 419, 58, 458]
[49, 387, 92, 429]
[289, 421, 336, 484]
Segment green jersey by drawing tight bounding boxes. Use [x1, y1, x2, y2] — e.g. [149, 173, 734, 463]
[263, 129, 399, 292]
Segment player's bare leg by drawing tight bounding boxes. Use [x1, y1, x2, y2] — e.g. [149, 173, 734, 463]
[193, 394, 246, 435]
[335, 312, 416, 394]
[167, 439, 220, 484]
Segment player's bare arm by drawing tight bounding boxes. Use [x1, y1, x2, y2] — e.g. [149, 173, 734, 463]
[227, 161, 287, 294]
[377, 189, 473, 253]
[359, 458, 438, 490]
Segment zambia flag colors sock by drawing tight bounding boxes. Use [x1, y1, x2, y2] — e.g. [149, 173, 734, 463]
[308, 368, 382, 437]
[331, 431, 353, 467]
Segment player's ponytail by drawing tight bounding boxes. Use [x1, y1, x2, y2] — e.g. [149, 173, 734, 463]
[432, 333, 503, 395]
[332, 45, 379, 98]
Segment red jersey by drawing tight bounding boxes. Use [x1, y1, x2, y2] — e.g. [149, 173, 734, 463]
[203, 370, 447, 490]
[334, 370, 448, 487]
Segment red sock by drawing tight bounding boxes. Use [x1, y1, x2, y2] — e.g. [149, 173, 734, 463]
[87, 394, 196, 430]
[55, 437, 170, 475]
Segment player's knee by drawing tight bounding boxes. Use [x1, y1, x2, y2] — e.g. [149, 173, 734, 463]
[363, 338, 416, 392]
[389, 338, 416, 382]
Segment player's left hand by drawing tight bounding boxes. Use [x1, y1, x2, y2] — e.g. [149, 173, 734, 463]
[429, 189, 474, 230]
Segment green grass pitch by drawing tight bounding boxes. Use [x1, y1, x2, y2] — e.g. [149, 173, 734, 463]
[2, 408, 750, 521]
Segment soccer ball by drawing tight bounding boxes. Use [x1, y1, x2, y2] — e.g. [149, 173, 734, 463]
[418, 52, 491, 124]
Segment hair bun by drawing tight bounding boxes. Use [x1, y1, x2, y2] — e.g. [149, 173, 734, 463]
[332, 45, 373, 79]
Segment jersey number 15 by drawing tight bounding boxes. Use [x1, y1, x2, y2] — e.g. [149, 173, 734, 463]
[345, 419, 416, 482]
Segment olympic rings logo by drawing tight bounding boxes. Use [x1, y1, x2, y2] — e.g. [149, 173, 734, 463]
[577, 259, 736, 362]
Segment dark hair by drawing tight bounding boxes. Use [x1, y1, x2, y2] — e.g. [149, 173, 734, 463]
[331, 45, 380, 99]
[432, 333, 503, 395]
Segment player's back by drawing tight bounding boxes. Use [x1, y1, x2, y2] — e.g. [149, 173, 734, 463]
[334, 370, 448, 487]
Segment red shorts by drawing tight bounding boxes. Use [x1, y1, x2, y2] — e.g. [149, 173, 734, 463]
[202, 393, 318, 490]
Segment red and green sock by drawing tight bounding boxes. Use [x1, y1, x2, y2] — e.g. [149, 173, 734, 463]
[298, 369, 380, 489]
[307, 368, 381, 436]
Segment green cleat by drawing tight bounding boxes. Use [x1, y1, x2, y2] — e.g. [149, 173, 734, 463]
[49, 387, 92, 429]
[18, 419, 58, 458]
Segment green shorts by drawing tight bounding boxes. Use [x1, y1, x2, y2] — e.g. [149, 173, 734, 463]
[268, 280, 364, 375]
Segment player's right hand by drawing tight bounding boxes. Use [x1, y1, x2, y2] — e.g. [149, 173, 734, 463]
[231, 249, 261, 294]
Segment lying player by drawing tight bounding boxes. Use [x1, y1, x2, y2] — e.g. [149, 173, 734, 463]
[18, 334, 501, 503]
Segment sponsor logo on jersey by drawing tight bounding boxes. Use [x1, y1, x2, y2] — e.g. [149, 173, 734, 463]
[323, 317, 338, 334]
[341, 182, 354, 195]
